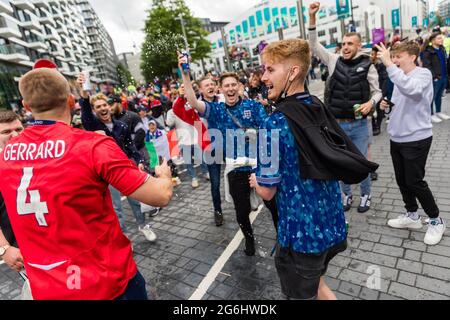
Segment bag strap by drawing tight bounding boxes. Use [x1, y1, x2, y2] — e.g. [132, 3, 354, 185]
[225, 106, 246, 130]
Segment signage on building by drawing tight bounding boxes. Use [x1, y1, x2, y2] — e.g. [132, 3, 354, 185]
[423, 18, 429, 28]
[392, 9, 400, 28]
[372, 28, 385, 45]
[336, 0, 350, 19]
[446, 18, 450, 26]
[412, 16, 417, 28]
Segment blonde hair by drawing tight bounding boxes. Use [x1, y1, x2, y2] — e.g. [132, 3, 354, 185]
[90, 93, 109, 106]
[19, 68, 70, 113]
[262, 39, 311, 80]
[392, 41, 421, 62]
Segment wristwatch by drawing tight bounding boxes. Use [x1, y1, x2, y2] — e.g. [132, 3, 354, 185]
[0, 245, 11, 257]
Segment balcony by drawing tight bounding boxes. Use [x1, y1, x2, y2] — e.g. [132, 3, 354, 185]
[0, 15, 22, 38]
[24, 35, 47, 50]
[10, 0, 35, 11]
[38, 12, 56, 26]
[0, 43, 30, 62]
[32, 0, 49, 9]
[56, 24, 68, 35]
[44, 28, 59, 41]
[19, 13, 41, 31]
[0, 0, 13, 14]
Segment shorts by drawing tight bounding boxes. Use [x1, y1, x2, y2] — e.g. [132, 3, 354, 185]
[274, 240, 348, 300]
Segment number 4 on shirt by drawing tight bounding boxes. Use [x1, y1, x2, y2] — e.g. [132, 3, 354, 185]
[17, 167, 49, 227]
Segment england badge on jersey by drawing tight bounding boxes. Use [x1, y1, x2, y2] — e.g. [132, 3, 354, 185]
[243, 110, 252, 119]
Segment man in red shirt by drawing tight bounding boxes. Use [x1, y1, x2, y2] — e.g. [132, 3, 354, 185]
[0, 68, 173, 300]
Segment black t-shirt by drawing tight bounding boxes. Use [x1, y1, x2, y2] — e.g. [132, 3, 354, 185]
[0, 194, 17, 247]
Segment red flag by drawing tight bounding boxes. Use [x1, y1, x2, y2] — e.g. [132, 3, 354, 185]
[172, 97, 211, 151]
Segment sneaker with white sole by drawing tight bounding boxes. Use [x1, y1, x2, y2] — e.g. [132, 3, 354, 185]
[431, 115, 443, 123]
[424, 218, 446, 246]
[139, 224, 157, 242]
[357, 195, 372, 213]
[388, 213, 423, 229]
[436, 113, 450, 121]
[191, 178, 199, 188]
[343, 194, 353, 212]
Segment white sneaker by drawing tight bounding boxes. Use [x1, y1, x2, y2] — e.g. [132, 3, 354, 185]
[172, 177, 181, 186]
[139, 224, 157, 242]
[388, 213, 423, 229]
[424, 218, 446, 246]
[431, 115, 443, 123]
[192, 178, 199, 188]
[436, 113, 450, 121]
[204, 172, 210, 181]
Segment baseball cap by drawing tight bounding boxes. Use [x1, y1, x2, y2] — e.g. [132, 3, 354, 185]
[33, 59, 58, 69]
[108, 94, 121, 105]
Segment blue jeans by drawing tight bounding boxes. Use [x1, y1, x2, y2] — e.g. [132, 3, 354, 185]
[180, 145, 208, 179]
[109, 186, 145, 229]
[208, 163, 222, 213]
[115, 271, 149, 300]
[338, 119, 371, 196]
[432, 77, 447, 114]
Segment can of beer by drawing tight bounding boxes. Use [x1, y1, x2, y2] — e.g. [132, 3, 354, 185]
[82, 70, 92, 91]
[181, 51, 190, 74]
[353, 104, 363, 120]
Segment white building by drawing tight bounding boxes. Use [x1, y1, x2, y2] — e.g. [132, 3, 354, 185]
[1, 0, 118, 109]
[191, 0, 428, 77]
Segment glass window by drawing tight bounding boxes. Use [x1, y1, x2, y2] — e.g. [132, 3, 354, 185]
[281, 7, 289, 29]
[249, 15, 257, 38]
[236, 25, 242, 42]
[290, 7, 298, 27]
[264, 7, 272, 34]
[229, 29, 235, 44]
[272, 7, 280, 31]
[242, 20, 249, 40]
[256, 10, 264, 36]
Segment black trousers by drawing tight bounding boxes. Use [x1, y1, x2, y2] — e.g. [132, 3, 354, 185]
[228, 171, 278, 240]
[390, 137, 439, 218]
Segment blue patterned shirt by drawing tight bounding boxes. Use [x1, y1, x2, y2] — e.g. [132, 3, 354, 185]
[201, 99, 268, 170]
[256, 94, 347, 254]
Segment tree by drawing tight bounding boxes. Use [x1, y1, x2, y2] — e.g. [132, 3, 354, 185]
[430, 14, 444, 29]
[116, 63, 136, 89]
[141, 0, 211, 81]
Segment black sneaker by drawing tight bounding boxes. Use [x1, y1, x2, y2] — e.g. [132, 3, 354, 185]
[214, 211, 224, 227]
[244, 237, 255, 256]
[343, 194, 353, 212]
[148, 208, 160, 218]
[373, 126, 381, 136]
[371, 172, 378, 181]
[358, 195, 372, 213]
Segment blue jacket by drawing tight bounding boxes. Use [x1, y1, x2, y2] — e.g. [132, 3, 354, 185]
[79, 98, 143, 165]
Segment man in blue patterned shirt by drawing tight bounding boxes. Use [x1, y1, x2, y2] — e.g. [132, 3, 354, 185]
[250, 39, 348, 300]
[178, 56, 278, 257]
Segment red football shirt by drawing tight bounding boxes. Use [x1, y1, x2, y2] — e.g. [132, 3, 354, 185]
[0, 121, 149, 300]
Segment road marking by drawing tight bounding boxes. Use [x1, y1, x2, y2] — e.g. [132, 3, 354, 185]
[189, 204, 264, 300]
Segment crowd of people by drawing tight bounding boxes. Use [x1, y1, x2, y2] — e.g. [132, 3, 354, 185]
[0, 1, 449, 301]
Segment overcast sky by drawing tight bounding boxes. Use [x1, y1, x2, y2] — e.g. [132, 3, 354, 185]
[90, 0, 261, 55]
[90, 0, 439, 55]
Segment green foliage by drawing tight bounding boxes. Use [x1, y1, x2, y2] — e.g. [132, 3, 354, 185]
[116, 63, 136, 88]
[141, 0, 211, 81]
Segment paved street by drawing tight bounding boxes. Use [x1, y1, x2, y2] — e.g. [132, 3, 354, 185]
[1, 81, 450, 300]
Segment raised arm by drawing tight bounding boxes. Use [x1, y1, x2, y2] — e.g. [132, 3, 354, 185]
[308, 2, 336, 67]
[177, 52, 206, 114]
